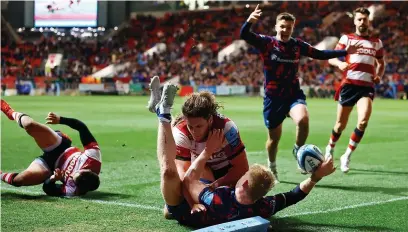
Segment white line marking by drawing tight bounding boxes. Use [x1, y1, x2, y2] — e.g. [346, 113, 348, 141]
[247, 150, 265, 155]
[278, 196, 408, 218]
[3, 187, 407, 217]
[1, 186, 162, 211]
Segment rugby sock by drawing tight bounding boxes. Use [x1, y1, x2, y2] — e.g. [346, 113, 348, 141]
[344, 128, 365, 158]
[12, 112, 30, 128]
[328, 129, 342, 148]
[293, 144, 300, 158]
[1, 173, 19, 186]
[268, 161, 277, 171]
[156, 108, 171, 123]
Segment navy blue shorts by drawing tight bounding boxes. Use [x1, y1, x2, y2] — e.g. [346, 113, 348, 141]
[166, 179, 212, 226]
[263, 91, 307, 129]
[36, 131, 72, 171]
[339, 84, 375, 106]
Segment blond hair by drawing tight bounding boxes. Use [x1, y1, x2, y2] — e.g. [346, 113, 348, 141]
[246, 164, 275, 201]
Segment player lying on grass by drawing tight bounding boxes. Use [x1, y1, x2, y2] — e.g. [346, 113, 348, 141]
[240, 4, 362, 180]
[150, 83, 336, 227]
[148, 76, 249, 214]
[1, 100, 101, 196]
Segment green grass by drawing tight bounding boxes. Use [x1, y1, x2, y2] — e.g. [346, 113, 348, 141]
[1, 96, 408, 232]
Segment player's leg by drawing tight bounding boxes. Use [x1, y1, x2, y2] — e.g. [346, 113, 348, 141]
[1, 160, 50, 187]
[325, 104, 353, 157]
[1, 100, 61, 151]
[266, 125, 282, 182]
[288, 94, 309, 174]
[288, 102, 309, 156]
[263, 97, 286, 183]
[154, 84, 182, 206]
[340, 96, 372, 172]
[326, 84, 356, 157]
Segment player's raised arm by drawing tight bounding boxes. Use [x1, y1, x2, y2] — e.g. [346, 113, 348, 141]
[299, 39, 362, 60]
[264, 156, 336, 215]
[240, 4, 268, 51]
[46, 112, 98, 148]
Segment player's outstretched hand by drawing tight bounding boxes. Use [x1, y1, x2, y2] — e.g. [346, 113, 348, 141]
[205, 129, 225, 154]
[247, 4, 262, 23]
[46, 112, 61, 124]
[312, 156, 336, 179]
[50, 168, 63, 182]
[345, 41, 363, 54]
[191, 204, 206, 214]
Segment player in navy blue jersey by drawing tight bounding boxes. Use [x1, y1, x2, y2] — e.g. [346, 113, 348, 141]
[240, 5, 361, 180]
[150, 83, 336, 228]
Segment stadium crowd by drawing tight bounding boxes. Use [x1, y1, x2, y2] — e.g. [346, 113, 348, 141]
[1, 1, 407, 98]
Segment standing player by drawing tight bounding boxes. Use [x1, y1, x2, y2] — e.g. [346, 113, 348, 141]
[150, 83, 336, 227]
[240, 5, 361, 180]
[1, 100, 101, 196]
[325, 7, 385, 173]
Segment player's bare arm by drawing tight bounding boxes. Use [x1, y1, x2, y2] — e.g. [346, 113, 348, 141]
[183, 129, 224, 202]
[210, 150, 249, 189]
[374, 56, 386, 84]
[300, 156, 336, 194]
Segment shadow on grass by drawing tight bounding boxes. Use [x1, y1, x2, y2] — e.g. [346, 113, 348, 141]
[280, 181, 408, 196]
[269, 217, 394, 232]
[349, 168, 408, 176]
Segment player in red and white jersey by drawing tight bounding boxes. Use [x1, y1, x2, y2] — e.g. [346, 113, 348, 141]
[147, 76, 249, 216]
[173, 113, 247, 184]
[326, 7, 386, 172]
[1, 100, 101, 197]
[171, 92, 249, 189]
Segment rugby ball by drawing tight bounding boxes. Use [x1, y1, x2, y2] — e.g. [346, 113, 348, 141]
[297, 144, 324, 173]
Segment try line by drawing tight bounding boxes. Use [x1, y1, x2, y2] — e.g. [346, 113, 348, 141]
[2, 186, 407, 217]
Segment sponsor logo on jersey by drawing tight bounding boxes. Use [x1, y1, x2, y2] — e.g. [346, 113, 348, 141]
[357, 48, 376, 56]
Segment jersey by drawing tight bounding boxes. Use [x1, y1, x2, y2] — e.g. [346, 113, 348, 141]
[173, 114, 245, 173]
[240, 21, 347, 98]
[193, 185, 307, 226]
[55, 142, 102, 196]
[253, 35, 314, 98]
[335, 34, 384, 87]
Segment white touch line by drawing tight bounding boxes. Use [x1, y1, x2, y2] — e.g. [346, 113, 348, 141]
[1, 187, 162, 212]
[247, 151, 265, 155]
[278, 196, 408, 218]
[3, 187, 407, 217]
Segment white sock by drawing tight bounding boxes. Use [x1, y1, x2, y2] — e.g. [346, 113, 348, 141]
[268, 161, 276, 171]
[344, 147, 353, 159]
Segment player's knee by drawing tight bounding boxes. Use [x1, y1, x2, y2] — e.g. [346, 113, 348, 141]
[358, 120, 368, 130]
[266, 137, 279, 147]
[335, 121, 347, 132]
[21, 117, 35, 130]
[161, 168, 178, 181]
[296, 115, 309, 128]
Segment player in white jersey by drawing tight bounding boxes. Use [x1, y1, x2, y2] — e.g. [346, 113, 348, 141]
[325, 7, 385, 173]
[1, 100, 101, 196]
